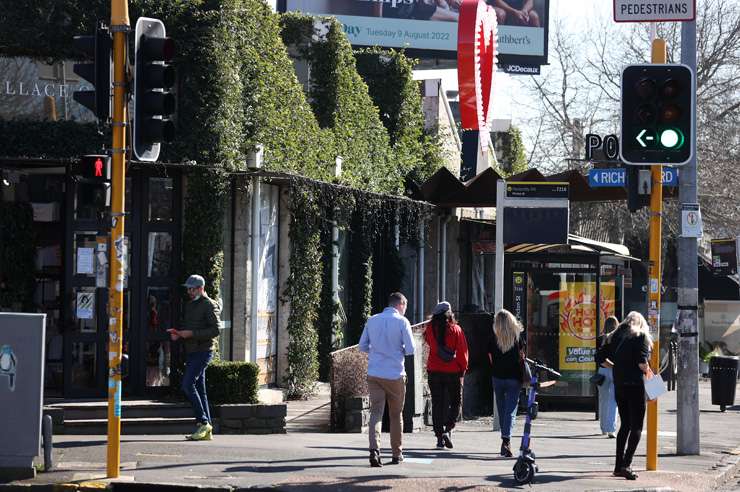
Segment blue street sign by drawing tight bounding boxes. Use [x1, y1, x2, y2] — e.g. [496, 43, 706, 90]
[588, 168, 625, 187]
[588, 167, 678, 187]
[661, 167, 679, 186]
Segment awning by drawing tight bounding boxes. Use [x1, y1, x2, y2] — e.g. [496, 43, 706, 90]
[416, 167, 676, 207]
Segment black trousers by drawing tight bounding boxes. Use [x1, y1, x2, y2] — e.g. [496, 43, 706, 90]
[614, 385, 646, 470]
[428, 371, 462, 437]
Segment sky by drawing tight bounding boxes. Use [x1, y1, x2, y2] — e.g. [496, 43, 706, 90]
[414, 0, 614, 123]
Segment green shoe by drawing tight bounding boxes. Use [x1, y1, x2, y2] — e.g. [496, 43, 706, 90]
[187, 422, 213, 441]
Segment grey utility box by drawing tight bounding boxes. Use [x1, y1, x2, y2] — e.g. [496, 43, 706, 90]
[0, 313, 46, 480]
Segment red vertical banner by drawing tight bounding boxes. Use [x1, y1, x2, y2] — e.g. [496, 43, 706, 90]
[457, 0, 498, 138]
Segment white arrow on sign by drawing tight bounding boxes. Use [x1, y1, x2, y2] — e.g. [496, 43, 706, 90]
[636, 129, 655, 148]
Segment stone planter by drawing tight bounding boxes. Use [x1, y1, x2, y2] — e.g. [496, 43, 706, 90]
[215, 403, 287, 434]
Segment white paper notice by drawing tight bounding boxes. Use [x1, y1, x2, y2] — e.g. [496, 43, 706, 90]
[77, 247, 95, 275]
[76, 292, 94, 320]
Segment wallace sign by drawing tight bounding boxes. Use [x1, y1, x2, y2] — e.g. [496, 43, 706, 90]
[0, 57, 93, 123]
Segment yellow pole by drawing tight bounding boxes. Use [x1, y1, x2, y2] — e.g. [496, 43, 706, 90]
[646, 37, 666, 472]
[107, 0, 129, 479]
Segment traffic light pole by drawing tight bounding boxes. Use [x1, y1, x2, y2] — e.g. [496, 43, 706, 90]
[646, 36, 666, 472]
[676, 18, 700, 456]
[107, 0, 129, 479]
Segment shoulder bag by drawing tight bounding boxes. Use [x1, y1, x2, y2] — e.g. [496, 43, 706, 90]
[518, 340, 532, 385]
[591, 334, 627, 386]
[435, 325, 456, 363]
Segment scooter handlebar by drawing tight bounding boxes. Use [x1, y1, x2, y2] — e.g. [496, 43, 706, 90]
[525, 357, 561, 379]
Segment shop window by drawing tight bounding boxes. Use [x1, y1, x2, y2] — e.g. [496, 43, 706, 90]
[146, 287, 172, 334]
[148, 178, 173, 222]
[145, 341, 171, 387]
[70, 341, 97, 389]
[147, 232, 172, 277]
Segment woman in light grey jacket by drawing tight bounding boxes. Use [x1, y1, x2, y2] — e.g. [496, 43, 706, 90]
[597, 316, 619, 438]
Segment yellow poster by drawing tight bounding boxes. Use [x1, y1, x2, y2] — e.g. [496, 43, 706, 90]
[558, 281, 615, 372]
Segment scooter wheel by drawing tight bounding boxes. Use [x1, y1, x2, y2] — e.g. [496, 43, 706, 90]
[514, 458, 535, 484]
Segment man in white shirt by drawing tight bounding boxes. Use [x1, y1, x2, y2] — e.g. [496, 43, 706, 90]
[359, 292, 415, 467]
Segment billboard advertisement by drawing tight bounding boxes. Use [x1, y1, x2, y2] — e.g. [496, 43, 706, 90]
[556, 281, 615, 375]
[281, 0, 549, 65]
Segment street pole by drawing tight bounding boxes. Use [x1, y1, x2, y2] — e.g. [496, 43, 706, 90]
[677, 18, 700, 456]
[107, 0, 129, 479]
[645, 36, 665, 472]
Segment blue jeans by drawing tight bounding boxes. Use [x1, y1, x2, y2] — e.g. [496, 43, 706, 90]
[598, 366, 618, 433]
[493, 377, 521, 439]
[182, 350, 213, 424]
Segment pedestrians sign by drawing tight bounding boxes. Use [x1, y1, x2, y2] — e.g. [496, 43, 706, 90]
[588, 167, 678, 188]
[614, 0, 696, 22]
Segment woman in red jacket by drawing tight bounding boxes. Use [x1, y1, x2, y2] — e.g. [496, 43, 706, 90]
[425, 301, 469, 449]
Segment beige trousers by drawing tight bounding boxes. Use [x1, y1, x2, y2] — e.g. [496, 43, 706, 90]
[367, 375, 406, 457]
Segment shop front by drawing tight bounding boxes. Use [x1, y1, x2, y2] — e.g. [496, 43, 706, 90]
[1, 159, 183, 398]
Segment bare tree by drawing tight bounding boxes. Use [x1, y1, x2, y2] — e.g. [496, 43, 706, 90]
[516, 0, 740, 240]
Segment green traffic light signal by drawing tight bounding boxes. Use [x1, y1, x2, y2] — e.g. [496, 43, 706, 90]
[659, 128, 684, 149]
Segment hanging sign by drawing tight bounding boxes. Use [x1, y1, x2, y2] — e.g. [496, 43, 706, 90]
[681, 203, 702, 238]
[457, 0, 498, 143]
[710, 239, 737, 276]
[614, 0, 696, 22]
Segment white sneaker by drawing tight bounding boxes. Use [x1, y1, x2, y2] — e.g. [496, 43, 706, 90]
[607, 432, 616, 438]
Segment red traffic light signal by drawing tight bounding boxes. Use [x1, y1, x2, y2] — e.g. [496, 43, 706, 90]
[76, 155, 111, 180]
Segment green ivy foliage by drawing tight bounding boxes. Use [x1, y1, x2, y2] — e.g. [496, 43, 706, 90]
[355, 48, 442, 185]
[0, 121, 106, 160]
[1, 1, 438, 396]
[0, 203, 36, 310]
[182, 170, 228, 299]
[284, 183, 323, 399]
[498, 126, 529, 175]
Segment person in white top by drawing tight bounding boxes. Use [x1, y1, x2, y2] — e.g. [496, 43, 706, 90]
[359, 292, 415, 467]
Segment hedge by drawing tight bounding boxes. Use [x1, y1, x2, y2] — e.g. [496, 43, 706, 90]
[206, 360, 260, 405]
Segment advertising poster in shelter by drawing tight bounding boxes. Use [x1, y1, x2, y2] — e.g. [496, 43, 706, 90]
[558, 281, 615, 375]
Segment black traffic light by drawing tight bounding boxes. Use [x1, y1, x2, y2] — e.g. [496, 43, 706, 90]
[620, 64, 694, 166]
[133, 17, 176, 162]
[624, 165, 651, 213]
[72, 25, 112, 121]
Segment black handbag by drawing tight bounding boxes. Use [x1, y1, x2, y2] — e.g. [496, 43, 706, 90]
[437, 344, 456, 363]
[590, 372, 606, 386]
[518, 342, 532, 385]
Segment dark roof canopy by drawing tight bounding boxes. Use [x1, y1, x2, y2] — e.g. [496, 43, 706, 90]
[416, 166, 676, 207]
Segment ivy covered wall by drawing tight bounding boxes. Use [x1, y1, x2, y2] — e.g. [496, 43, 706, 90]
[0, 0, 440, 397]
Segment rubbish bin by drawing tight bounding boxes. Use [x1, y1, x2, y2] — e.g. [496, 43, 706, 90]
[709, 355, 739, 412]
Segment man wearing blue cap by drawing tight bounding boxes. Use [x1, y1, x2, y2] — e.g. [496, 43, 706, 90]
[167, 274, 221, 441]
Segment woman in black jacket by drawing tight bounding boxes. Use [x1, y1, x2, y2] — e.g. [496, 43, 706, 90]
[596, 311, 654, 480]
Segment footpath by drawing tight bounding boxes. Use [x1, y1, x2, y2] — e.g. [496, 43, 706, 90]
[2, 381, 739, 492]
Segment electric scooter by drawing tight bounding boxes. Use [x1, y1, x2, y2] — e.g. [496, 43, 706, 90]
[512, 357, 561, 485]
